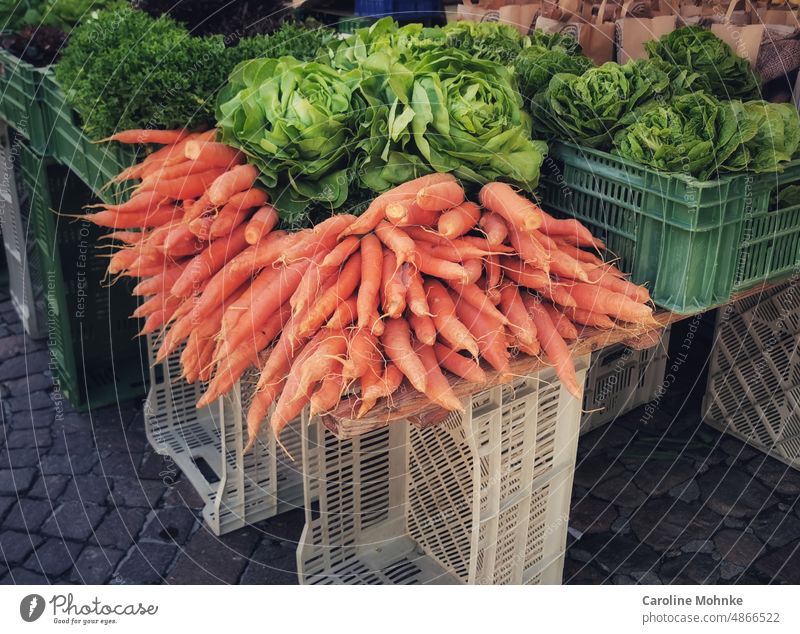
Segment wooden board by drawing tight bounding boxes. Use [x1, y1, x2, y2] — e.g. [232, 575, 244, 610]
[324, 281, 783, 438]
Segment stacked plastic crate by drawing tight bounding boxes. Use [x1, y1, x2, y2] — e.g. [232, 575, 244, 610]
[144, 335, 305, 535]
[298, 356, 590, 584]
[703, 282, 800, 469]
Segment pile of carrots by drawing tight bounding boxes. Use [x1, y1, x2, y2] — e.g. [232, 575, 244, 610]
[91, 129, 655, 448]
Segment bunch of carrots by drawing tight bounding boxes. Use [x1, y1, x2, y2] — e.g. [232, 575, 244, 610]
[90, 129, 655, 449]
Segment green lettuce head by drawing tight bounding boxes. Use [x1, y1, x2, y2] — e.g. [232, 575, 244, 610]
[216, 56, 363, 219]
[645, 26, 760, 100]
[531, 61, 668, 149]
[409, 49, 547, 189]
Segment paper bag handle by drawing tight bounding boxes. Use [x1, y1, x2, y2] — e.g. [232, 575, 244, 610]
[596, 0, 610, 25]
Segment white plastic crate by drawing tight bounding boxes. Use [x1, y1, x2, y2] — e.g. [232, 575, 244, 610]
[144, 335, 304, 535]
[581, 327, 671, 434]
[0, 123, 44, 338]
[703, 282, 800, 469]
[297, 355, 590, 585]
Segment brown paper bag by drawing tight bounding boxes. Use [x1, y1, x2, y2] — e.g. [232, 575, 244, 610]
[711, 0, 765, 67]
[616, 0, 677, 63]
[498, 2, 542, 34]
[581, 0, 616, 64]
[757, 0, 800, 27]
[534, 0, 614, 63]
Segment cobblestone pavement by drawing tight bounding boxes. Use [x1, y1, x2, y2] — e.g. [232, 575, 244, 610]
[0, 287, 797, 585]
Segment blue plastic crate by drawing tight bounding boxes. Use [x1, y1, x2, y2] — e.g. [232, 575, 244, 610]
[355, 0, 442, 19]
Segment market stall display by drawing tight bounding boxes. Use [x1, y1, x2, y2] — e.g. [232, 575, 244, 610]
[1, 4, 799, 585]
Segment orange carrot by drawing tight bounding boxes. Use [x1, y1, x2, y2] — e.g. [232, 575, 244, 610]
[89, 189, 166, 214]
[208, 164, 259, 205]
[409, 312, 437, 346]
[100, 230, 144, 245]
[562, 305, 616, 329]
[414, 342, 463, 411]
[341, 173, 456, 237]
[446, 280, 508, 325]
[526, 298, 582, 398]
[204, 303, 292, 405]
[385, 201, 440, 227]
[295, 252, 362, 338]
[244, 378, 285, 451]
[141, 159, 217, 183]
[404, 267, 429, 316]
[244, 205, 279, 245]
[452, 293, 511, 379]
[583, 266, 651, 304]
[375, 221, 416, 266]
[479, 212, 508, 246]
[542, 303, 578, 340]
[84, 205, 177, 229]
[295, 329, 349, 398]
[100, 129, 188, 145]
[538, 209, 599, 248]
[132, 264, 185, 296]
[289, 246, 336, 317]
[415, 243, 470, 283]
[434, 343, 487, 384]
[356, 346, 385, 419]
[381, 317, 427, 393]
[479, 182, 543, 232]
[309, 369, 345, 416]
[438, 201, 481, 238]
[357, 234, 384, 333]
[500, 256, 550, 291]
[170, 223, 250, 298]
[222, 257, 311, 355]
[563, 283, 653, 323]
[381, 252, 407, 319]
[358, 360, 403, 419]
[321, 235, 361, 270]
[325, 294, 358, 329]
[148, 168, 226, 199]
[507, 225, 549, 272]
[463, 259, 482, 285]
[425, 280, 479, 358]
[343, 328, 377, 380]
[499, 284, 538, 352]
[416, 180, 465, 212]
[184, 141, 244, 167]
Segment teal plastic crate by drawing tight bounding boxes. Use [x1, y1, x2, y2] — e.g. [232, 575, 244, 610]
[0, 48, 48, 154]
[39, 69, 137, 201]
[539, 142, 800, 313]
[18, 142, 146, 410]
[733, 175, 800, 292]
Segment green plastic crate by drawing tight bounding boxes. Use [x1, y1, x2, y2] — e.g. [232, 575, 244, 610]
[39, 69, 137, 201]
[0, 49, 48, 154]
[733, 170, 800, 291]
[539, 142, 800, 313]
[18, 142, 146, 410]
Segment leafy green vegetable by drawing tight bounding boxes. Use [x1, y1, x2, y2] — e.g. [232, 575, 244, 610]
[531, 61, 668, 149]
[322, 17, 525, 70]
[1, 0, 119, 32]
[408, 48, 547, 189]
[226, 21, 335, 66]
[57, 7, 229, 137]
[216, 57, 364, 222]
[645, 26, 760, 100]
[56, 9, 334, 139]
[771, 184, 800, 211]
[631, 57, 712, 99]
[515, 41, 593, 104]
[613, 93, 799, 179]
[527, 29, 583, 55]
[438, 20, 525, 65]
